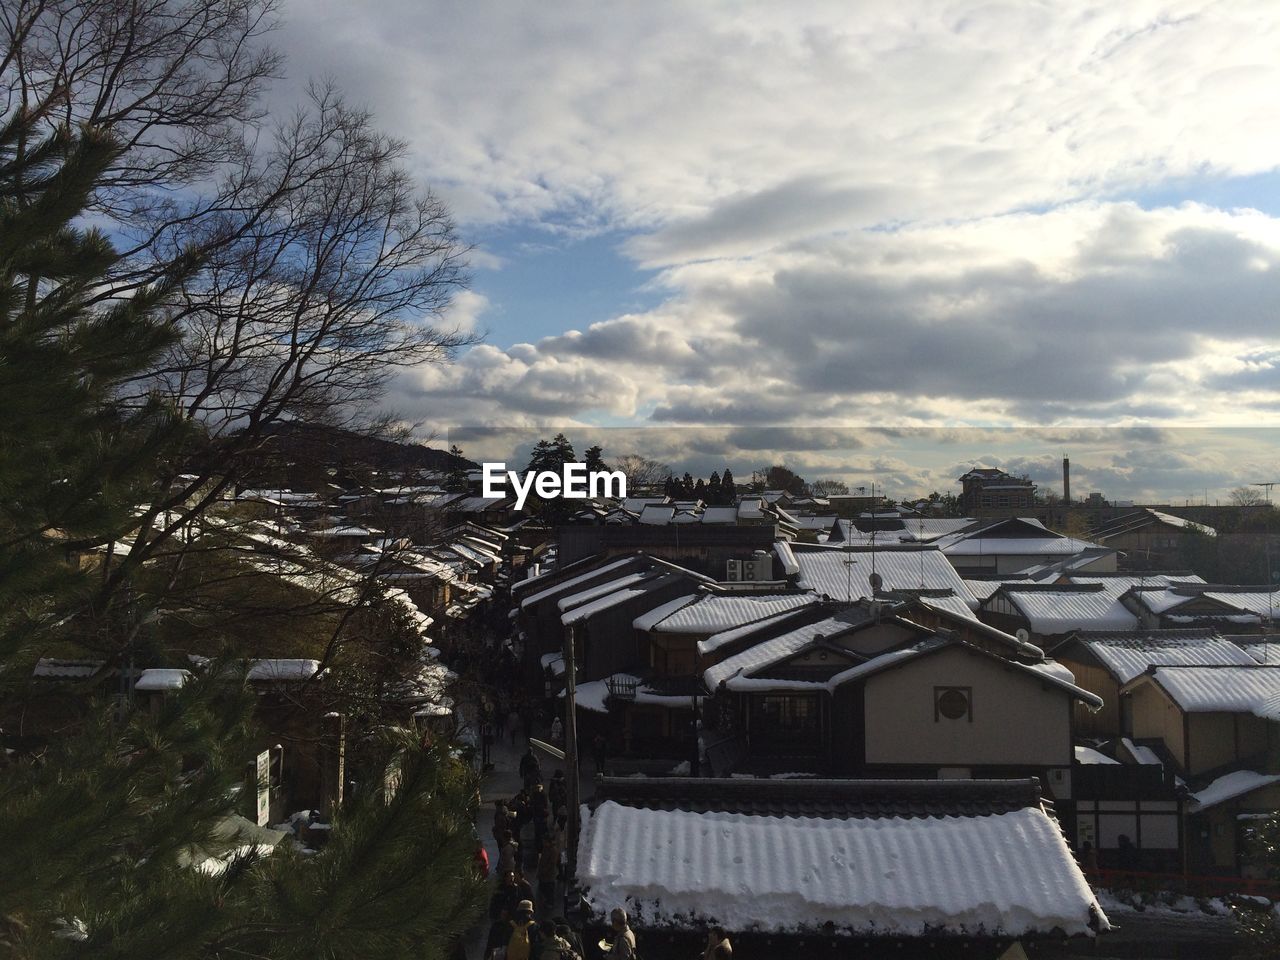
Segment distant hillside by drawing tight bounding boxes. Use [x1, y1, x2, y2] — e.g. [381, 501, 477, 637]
[236, 421, 476, 489]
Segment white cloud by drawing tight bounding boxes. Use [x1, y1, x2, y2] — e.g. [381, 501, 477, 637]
[277, 0, 1280, 449]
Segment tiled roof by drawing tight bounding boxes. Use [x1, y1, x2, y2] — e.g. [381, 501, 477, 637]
[792, 547, 979, 609]
[641, 592, 816, 634]
[1068, 630, 1254, 684]
[1134, 665, 1280, 719]
[578, 786, 1107, 937]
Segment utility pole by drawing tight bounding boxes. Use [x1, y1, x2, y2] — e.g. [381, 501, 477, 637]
[564, 623, 581, 877]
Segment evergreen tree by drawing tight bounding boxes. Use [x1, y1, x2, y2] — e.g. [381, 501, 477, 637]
[693, 478, 706, 501]
[584, 444, 605, 473]
[707, 471, 722, 504]
[679, 472, 694, 499]
[720, 468, 736, 504]
[444, 444, 469, 492]
[663, 475, 678, 499]
[0, 108, 484, 959]
[525, 439, 554, 474]
[549, 432, 576, 468]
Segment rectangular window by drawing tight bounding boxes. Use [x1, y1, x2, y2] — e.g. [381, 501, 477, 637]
[751, 695, 818, 735]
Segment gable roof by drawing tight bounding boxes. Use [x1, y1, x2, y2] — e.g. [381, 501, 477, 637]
[723, 634, 1102, 708]
[988, 583, 1138, 634]
[578, 780, 1106, 939]
[791, 546, 980, 613]
[703, 608, 881, 688]
[638, 591, 817, 635]
[1093, 508, 1216, 540]
[1124, 665, 1280, 720]
[1057, 629, 1254, 685]
[1188, 769, 1280, 812]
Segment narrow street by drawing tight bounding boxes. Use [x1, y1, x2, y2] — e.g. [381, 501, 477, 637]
[464, 718, 597, 960]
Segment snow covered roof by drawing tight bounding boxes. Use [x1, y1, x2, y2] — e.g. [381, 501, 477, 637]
[1188, 769, 1280, 812]
[638, 504, 676, 524]
[246, 659, 322, 682]
[1129, 665, 1280, 720]
[1066, 630, 1255, 685]
[33, 658, 105, 679]
[135, 668, 191, 691]
[697, 605, 827, 657]
[1119, 737, 1163, 766]
[520, 556, 639, 608]
[941, 536, 1104, 556]
[577, 799, 1107, 938]
[772, 539, 799, 576]
[1234, 639, 1280, 664]
[640, 592, 817, 635]
[993, 585, 1138, 634]
[556, 571, 653, 611]
[721, 635, 1101, 707]
[310, 525, 381, 538]
[1149, 509, 1215, 535]
[792, 547, 979, 609]
[562, 581, 665, 626]
[703, 611, 874, 688]
[964, 578, 1035, 600]
[1075, 746, 1119, 765]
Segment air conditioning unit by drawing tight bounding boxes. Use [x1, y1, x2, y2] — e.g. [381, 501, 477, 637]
[726, 551, 774, 582]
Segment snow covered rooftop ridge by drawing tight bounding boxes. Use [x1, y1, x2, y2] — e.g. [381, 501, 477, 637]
[134, 668, 191, 691]
[246, 659, 322, 682]
[1188, 769, 1280, 812]
[1064, 630, 1255, 685]
[696, 602, 835, 657]
[561, 577, 673, 627]
[721, 635, 1101, 707]
[992, 584, 1138, 634]
[641, 591, 817, 634]
[1130, 665, 1280, 719]
[519, 556, 640, 608]
[577, 800, 1107, 938]
[702, 611, 876, 688]
[556, 571, 653, 611]
[791, 547, 979, 609]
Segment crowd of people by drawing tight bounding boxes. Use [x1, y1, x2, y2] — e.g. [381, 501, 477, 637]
[458, 619, 732, 958]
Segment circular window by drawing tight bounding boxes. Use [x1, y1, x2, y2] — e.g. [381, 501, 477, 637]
[937, 688, 969, 720]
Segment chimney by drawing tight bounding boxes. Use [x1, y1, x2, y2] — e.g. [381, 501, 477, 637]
[1063, 457, 1071, 504]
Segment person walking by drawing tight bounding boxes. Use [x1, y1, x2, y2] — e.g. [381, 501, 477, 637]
[497, 832, 519, 877]
[503, 899, 540, 960]
[519, 746, 542, 791]
[601, 907, 636, 958]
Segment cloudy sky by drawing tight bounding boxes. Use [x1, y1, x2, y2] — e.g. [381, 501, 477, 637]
[277, 1, 1280, 499]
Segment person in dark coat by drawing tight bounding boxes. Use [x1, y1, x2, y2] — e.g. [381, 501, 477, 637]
[519, 747, 542, 790]
[549, 770, 567, 819]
